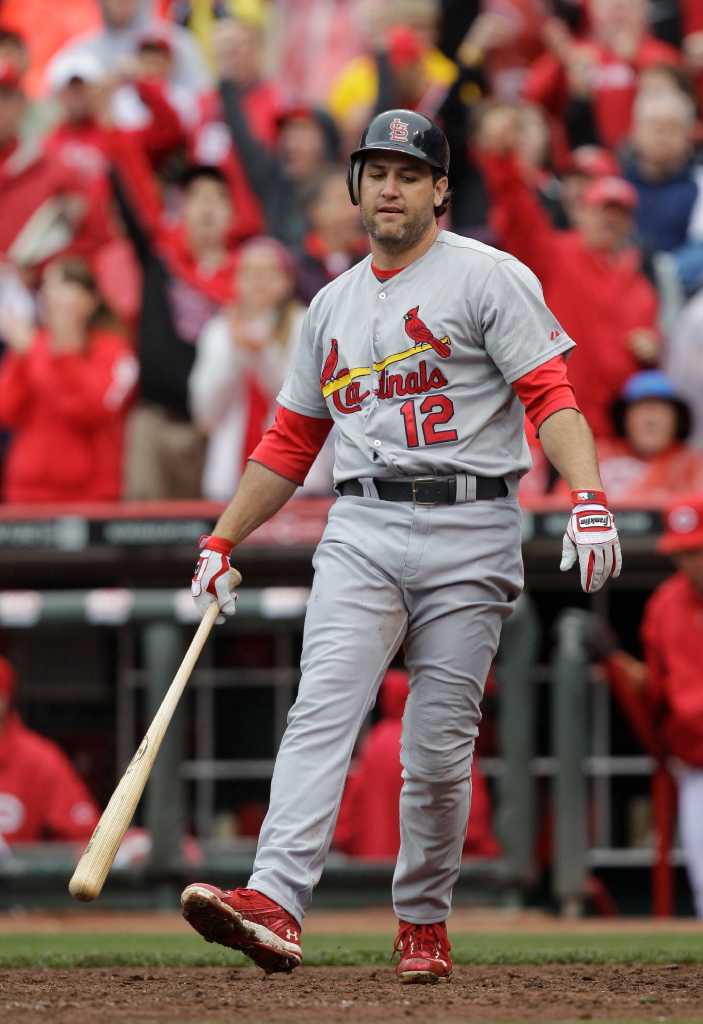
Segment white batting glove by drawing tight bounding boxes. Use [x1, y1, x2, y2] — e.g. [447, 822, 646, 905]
[560, 490, 622, 593]
[192, 534, 238, 623]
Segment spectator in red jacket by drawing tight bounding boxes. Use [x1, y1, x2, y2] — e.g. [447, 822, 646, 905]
[0, 656, 100, 844]
[189, 236, 308, 501]
[477, 103, 659, 439]
[0, 59, 112, 276]
[334, 669, 500, 861]
[214, 19, 341, 249]
[110, 156, 242, 499]
[42, 48, 186, 320]
[642, 494, 703, 915]
[45, 47, 185, 172]
[294, 168, 368, 305]
[195, 18, 283, 148]
[50, 0, 210, 127]
[524, 0, 680, 150]
[0, 257, 137, 502]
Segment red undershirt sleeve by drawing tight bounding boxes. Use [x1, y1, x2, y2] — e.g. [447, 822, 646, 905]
[511, 354, 580, 434]
[249, 404, 333, 485]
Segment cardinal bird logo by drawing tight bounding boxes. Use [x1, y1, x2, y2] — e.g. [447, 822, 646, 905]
[320, 338, 339, 386]
[403, 306, 451, 358]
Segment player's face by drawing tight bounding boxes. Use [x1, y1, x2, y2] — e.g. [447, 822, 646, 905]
[360, 153, 446, 254]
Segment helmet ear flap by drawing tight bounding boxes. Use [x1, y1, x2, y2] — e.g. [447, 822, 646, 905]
[347, 155, 362, 206]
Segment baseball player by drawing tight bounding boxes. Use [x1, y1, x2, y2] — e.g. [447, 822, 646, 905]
[181, 109, 622, 983]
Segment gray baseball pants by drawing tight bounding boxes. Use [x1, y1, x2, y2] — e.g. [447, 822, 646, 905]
[248, 489, 523, 925]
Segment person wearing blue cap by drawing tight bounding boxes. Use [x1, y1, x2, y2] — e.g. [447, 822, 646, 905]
[555, 370, 703, 503]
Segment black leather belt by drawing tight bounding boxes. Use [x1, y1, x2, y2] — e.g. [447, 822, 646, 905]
[339, 475, 508, 505]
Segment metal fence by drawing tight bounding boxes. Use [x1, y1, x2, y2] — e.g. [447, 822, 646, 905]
[0, 583, 680, 913]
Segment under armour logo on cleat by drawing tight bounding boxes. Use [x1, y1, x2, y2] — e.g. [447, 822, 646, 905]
[286, 929, 299, 941]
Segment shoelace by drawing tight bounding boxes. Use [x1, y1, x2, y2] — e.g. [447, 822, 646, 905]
[393, 923, 451, 961]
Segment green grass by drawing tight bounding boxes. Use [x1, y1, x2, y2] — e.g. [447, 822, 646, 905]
[2, 931, 703, 969]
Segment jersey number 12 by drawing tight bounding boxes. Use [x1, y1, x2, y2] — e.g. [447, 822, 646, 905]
[400, 396, 458, 448]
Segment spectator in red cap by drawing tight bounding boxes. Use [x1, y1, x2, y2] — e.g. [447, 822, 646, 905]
[642, 494, 703, 916]
[0, 655, 100, 844]
[560, 144, 620, 226]
[371, 26, 449, 120]
[195, 18, 283, 149]
[524, 0, 680, 150]
[477, 106, 659, 439]
[334, 669, 500, 860]
[0, 257, 137, 502]
[215, 28, 341, 247]
[328, 18, 457, 149]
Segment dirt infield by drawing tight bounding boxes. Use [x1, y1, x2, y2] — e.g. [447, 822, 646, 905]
[3, 963, 703, 1023]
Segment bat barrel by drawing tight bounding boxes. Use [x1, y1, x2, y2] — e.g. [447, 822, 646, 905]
[67, 599, 226, 901]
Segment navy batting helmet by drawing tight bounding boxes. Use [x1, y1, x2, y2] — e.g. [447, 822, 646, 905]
[347, 108, 450, 206]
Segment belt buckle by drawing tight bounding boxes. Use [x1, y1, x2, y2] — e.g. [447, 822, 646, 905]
[411, 477, 440, 506]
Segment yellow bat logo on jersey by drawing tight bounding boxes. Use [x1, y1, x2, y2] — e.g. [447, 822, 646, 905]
[320, 308, 452, 399]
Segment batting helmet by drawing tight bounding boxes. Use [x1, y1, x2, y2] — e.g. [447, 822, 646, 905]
[347, 108, 450, 206]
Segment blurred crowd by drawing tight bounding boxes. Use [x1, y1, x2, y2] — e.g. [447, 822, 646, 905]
[0, 0, 702, 504]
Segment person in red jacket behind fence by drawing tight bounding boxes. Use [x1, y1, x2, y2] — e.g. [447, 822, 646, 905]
[642, 495, 703, 917]
[0, 257, 137, 502]
[334, 669, 500, 860]
[0, 656, 99, 845]
[476, 102, 659, 439]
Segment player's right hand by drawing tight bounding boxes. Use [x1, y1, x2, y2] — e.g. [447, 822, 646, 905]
[192, 534, 239, 623]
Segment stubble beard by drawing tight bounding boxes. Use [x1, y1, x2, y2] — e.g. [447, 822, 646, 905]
[362, 205, 435, 256]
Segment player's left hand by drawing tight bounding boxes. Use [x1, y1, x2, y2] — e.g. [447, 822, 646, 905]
[560, 492, 622, 593]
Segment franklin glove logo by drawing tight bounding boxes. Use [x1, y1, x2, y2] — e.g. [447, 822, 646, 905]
[576, 512, 612, 530]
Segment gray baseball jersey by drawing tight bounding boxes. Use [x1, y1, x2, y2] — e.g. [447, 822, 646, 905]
[246, 230, 573, 929]
[278, 230, 575, 482]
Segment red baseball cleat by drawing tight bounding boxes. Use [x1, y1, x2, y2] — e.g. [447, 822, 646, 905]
[393, 920, 452, 984]
[181, 883, 302, 973]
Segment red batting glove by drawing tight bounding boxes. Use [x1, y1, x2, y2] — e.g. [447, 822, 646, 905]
[560, 490, 622, 593]
[192, 534, 238, 622]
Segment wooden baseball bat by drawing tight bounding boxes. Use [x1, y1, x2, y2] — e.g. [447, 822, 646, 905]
[69, 577, 240, 901]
